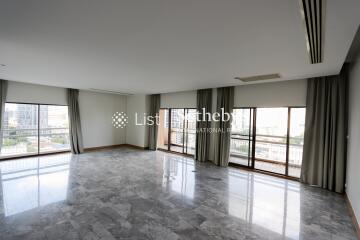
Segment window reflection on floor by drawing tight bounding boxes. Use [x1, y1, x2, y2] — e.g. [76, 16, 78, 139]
[0, 154, 70, 216]
[228, 169, 300, 239]
[162, 155, 195, 199]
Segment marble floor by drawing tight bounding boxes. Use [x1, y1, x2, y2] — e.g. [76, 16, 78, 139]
[0, 148, 357, 240]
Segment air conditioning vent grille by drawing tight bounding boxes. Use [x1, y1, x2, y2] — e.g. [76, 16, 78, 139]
[89, 88, 133, 96]
[235, 73, 281, 82]
[300, 0, 323, 64]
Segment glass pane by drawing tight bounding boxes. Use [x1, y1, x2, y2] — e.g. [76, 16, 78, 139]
[255, 108, 288, 175]
[288, 108, 305, 178]
[157, 109, 169, 150]
[185, 109, 196, 155]
[230, 108, 252, 166]
[1, 103, 39, 157]
[170, 109, 185, 153]
[39, 105, 70, 153]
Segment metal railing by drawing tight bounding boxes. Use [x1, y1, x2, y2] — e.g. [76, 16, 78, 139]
[230, 133, 303, 167]
[2, 127, 69, 137]
[1, 127, 70, 156]
[170, 128, 196, 145]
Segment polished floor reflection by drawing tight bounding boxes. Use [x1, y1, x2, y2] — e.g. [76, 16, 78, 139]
[0, 148, 357, 239]
[0, 154, 70, 216]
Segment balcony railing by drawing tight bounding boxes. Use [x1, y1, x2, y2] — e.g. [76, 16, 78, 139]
[170, 128, 196, 146]
[230, 133, 303, 167]
[1, 127, 70, 156]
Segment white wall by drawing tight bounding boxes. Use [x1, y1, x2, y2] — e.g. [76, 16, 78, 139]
[347, 59, 360, 223]
[7, 81, 67, 105]
[125, 94, 150, 148]
[159, 80, 307, 109]
[6, 81, 127, 148]
[234, 79, 307, 107]
[78, 91, 126, 148]
[160, 90, 196, 108]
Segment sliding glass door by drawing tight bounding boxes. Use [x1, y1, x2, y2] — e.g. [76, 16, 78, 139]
[157, 108, 196, 155]
[230, 108, 254, 167]
[1, 103, 39, 157]
[39, 105, 70, 153]
[255, 108, 288, 175]
[157, 109, 169, 150]
[230, 107, 305, 178]
[170, 109, 185, 152]
[288, 108, 305, 178]
[1, 103, 70, 158]
[185, 109, 197, 155]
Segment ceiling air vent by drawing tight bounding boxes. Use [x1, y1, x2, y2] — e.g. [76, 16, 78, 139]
[234, 73, 281, 83]
[89, 88, 133, 96]
[300, 0, 324, 64]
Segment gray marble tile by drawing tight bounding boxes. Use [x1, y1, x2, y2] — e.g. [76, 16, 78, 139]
[0, 148, 358, 239]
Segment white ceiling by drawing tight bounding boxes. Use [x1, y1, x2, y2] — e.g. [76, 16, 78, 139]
[0, 0, 359, 94]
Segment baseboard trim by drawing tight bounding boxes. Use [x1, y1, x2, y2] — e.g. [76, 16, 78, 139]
[121, 144, 148, 150]
[84, 144, 125, 152]
[345, 193, 360, 238]
[84, 144, 148, 152]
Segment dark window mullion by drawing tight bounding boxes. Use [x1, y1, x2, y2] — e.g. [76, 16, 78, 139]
[185, 109, 188, 154]
[285, 108, 291, 176]
[182, 109, 185, 153]
[168, 109, 171, 151]
[247, 108, 252, 167]
[37, 104, 40, 154]
[251, 108, 257, 169]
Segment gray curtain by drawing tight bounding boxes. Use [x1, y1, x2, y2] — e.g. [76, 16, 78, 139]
[195, 89, 212, 162]
[213, 87, 234, 167]
[0, 80, 8, 151]
[300, 67, 348, 193]
[67, 89, 84, 154]
[148, 94, 160, 150]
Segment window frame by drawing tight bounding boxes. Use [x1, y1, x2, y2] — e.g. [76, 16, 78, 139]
[0, 102, 71, 160]
[229, 106, 306, 180]
[158, 107, 196, 156]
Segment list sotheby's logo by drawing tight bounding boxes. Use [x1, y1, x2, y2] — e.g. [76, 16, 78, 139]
[112, 112, 128, 128]
[112, 108, 233, 128]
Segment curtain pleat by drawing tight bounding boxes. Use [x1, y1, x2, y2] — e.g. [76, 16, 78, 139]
[213, 87, 234, 167]
[300, 66, 348, 193]
[67, 89, 84, 154]
[195, 89, 212, 162]
[148, 94, 160, 150]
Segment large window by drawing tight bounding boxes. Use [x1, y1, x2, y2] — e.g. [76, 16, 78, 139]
[230, 107, 305, 178]
[157, 108, 196, 155]
[1, 103, 70, 158]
